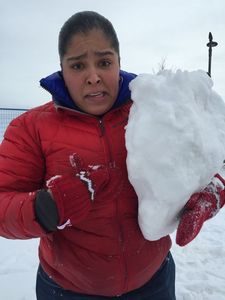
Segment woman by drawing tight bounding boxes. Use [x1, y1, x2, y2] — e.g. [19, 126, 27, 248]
[0, 11, 224, 300]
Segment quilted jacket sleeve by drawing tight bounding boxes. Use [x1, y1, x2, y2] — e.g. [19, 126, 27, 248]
[0, 111, 47, 239]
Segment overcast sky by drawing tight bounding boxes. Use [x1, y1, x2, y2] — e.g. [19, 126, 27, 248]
[1, 0, 225, 108]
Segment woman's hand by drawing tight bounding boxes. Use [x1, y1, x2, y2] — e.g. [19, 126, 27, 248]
[176, 170, 225, 246]
[34, 154, 108, 232]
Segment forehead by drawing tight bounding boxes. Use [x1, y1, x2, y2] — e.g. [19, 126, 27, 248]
[65, 29, 113, 56]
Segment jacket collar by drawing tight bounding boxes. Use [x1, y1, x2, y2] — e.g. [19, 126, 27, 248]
[40, 70, 136, 111]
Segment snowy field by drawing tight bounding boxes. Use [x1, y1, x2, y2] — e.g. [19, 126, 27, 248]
[0, 211, 224, 299]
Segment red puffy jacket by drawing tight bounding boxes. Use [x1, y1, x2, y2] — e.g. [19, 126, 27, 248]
[0, 100, 171, 296]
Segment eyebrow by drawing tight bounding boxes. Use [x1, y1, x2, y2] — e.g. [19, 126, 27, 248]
[66, 50, 115, 62]
[95, 50, 115, 57]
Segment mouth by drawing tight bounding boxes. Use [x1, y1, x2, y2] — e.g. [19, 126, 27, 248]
[84, 91, 108, 103]
[85, 91, 106, 98]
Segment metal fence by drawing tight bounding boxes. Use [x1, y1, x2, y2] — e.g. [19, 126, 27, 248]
[0, 108, 27, 141]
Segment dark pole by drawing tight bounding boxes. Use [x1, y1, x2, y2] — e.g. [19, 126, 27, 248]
[206, 32, 218, 77]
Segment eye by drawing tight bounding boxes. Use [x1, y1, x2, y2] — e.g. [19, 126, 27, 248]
[99, 60, 111, 68]
[71, 63, 84, 71]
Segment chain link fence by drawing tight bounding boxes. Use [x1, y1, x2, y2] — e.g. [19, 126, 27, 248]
[0, 108, 27, 142]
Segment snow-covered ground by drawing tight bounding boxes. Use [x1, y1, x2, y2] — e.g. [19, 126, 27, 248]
[0, 211, 224, 299]
[172, 212, 225, 300]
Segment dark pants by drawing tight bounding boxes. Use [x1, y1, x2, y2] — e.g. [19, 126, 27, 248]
[36, 252, 176, 300]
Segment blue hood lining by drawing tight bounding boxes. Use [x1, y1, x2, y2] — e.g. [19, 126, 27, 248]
[40, 70, 136, 111]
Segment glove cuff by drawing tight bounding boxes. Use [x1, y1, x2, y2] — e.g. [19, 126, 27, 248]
[214, 173, 225, 186]
[35, 190, 59, 232]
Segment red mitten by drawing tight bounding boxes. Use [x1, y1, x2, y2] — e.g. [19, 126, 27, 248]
[176, 172, 225, 246]
[46, 155, 108, 229]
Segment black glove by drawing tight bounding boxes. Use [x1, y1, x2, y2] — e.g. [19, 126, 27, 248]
[35, 190, 59, 232]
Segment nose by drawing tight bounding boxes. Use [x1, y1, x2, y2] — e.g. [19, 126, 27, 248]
[86, 68, 101, 85]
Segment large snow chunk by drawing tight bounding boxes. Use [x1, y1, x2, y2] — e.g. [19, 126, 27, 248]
[125, 69, 225, 240]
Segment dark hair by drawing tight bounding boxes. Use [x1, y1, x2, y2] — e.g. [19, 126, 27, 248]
[58, 11, 120, 60]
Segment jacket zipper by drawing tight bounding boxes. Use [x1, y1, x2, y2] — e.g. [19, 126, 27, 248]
[117, 214, 129, 293]
[98, 118, 105, 135]
[98, 118, 115, 167]
[98, 117, 128, 293]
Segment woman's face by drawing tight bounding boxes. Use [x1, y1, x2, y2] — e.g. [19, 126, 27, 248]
[61, 29, 120, 115]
